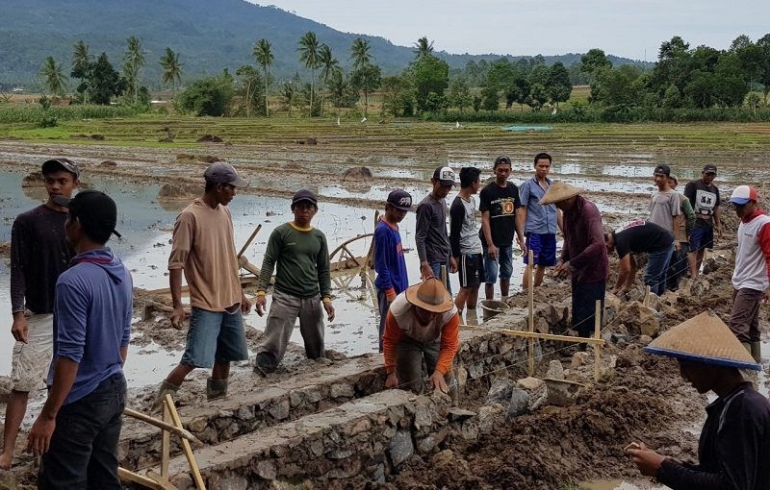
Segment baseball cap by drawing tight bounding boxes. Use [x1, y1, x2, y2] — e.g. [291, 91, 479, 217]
[493, 156, 512, 168]
[42, 158, 80, 179]
[668, 173, 679, 184]
[387, 189, 413, 211]
[702, 164, 717, 174]
[53, 190, 122, 239]
[729, 185, 758, 206]
[653, 164, 670, 176]
[292, 189, 318, 206]
[204, 162, 249, 187]
[432, 166, 456, 187]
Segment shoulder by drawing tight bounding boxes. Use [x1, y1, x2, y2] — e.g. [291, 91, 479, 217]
[312, 228, 328, 241]
[14, 205, 50, 224]
[390, 293, 411, 317]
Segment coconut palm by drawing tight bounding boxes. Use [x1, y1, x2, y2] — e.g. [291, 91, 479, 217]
[413, 36, 434, 59]
[297, 31, 321, 116]
[318, 44, 339, 85]
[350, 37, 371, 70]
[123, 36, 145, 102]
[253, 39, 274, 116]
[159, 47, 183, 95]
[39, 56, 68, 96]
[71, 40, 92, 102]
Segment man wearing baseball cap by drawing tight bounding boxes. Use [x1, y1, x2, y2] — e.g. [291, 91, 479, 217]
[374, 189, 412, 352]
[153, 162, 251, 410]
[254, 189, 335, 374]
[728, 185, 770, 361]
[416, 166, 456, 292]
[648, 164, 680, 294]
[28, 190, 133, 489]
[665, 174, 696, 292]
[684, 164, 723, 277]
[2, 158, 79, 469]
[382, 278, 460, 394]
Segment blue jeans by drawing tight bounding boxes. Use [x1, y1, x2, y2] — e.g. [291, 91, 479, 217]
[181, 307, 249, 368]
[644, 245, 674, 296]
[39, 373, 126, 490]
[430, 262, 452, 295]
[482, 245, 514, 284]
[572, 279, 606, 338]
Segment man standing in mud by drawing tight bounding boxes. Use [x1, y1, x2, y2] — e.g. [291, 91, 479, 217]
[153, 162, 251, 410]
[254, 189, 335, 374]
[450, 167, 484, 314]
[480, 156, 525, 300]
[648, 164, 679, 295]
[374, 189, 412, 352]
[727, 186, 770, 362]
[1, 158, 79, 470]
[685, 164, 723, 277]
[28, 190, 132, 489]
[416, 166, 457, 291]
[541, 182, 608, 338]
[517, 153, 561, 289]
[666, 174, 696, 292]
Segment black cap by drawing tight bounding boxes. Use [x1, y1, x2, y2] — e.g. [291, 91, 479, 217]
[432, 166, 456, 187]
[653, 164, 670, 176]
[494, 156, 511, 168]
[52, 190, 122, 240]
[386, 189, 413, 211]
[204, 162, 249, 187]
[702, 164, 717, 174]
[42, 158, 80, 179]
[292, 189, 318, 207]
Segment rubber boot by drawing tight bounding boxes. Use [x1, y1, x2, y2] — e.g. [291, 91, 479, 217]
[151, 380, 180, 413]
[751, 342, 762, 363]
[207, 378, 228, 401]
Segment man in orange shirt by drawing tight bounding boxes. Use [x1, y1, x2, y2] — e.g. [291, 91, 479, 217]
[382, 278, 460, 394]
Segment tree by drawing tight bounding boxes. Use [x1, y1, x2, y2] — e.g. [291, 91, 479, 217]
[327, 70, 358, 119]
[757, 34, 770, 103]
[413, 36, 434, 59]
[380, 75, 413, 117]
[236, 65, 259, 117]
[71, 41, 91, 102]
[485, 58, 516, 93]
[506, 77, 530, 111]
[175, 76, 234, 116]
[480, 85, 499, 111]
[545, 62, 572, 107]
[448, 78, 472, 113]
[39, 56, 68, 96]
[410, 54, 449, 113]
[350, 37, 371, 70]
[526, 83, 548, 111]
[279, 80, 296, 116]
[297, 31, 321, 116]
[82, 53, 127, 105]
[592, 65, 643, 110]
[580, 49, 612, 83]
[123, 36, 145, 102]
[350, 64, 381, 117]
[253, 39, 274, 116]
[318, 44, 339, 85]
[159, 47, 182, 95]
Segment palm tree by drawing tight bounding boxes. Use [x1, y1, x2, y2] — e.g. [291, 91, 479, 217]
[71, 40, 91, 103]
[39, 57, 68, 96]
[123, 36, 145, 102]
[413, 36, 434, 59]
[236, 65, 259, 117]
[350, 37, 371, 70]
[253, 39, 274, 116]
[279, 80, 296, 117]
[159, 47, 183, 95]
[297, 31, 321, 116]
[318, 44, 339, 85]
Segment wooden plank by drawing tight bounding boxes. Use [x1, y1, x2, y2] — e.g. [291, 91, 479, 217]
[237, 224, 262, 258]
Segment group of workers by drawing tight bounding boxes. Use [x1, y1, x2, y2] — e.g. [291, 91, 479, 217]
[2, 153, 770, 489]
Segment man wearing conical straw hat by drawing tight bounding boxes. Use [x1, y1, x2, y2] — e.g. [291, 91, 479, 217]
[626, 311, 770, 488]
[539, 182, 608, 339]
[382, 278, 460, 394]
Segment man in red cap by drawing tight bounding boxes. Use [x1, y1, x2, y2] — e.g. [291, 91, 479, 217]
[728, 185, 770, 361]
[382, 278, 460, 394]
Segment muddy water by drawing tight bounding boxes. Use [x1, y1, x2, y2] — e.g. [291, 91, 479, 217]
[580, 480, 666, 490]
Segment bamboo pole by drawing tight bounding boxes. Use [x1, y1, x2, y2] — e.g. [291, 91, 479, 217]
[118, 467, 166, 490]
[237, 224, 262, 258]
[499, 329, 605, 345]
[527, 249, 535, 376]
[165, 395, 206, 490]
[123, 408, 202, 444]
[594, 300, 602, 382]
[161, 403, 171, 480]
[440, 264, 448, 291]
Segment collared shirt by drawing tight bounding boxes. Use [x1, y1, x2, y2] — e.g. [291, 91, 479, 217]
[560, 196, 608, 283]
[519, 177, 558, 235]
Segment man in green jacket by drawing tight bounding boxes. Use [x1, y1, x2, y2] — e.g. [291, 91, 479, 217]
[667, 173, 696, 291]
[254, 190, 335, 374]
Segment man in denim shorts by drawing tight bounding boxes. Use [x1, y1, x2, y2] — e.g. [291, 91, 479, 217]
[479, 156, 524, 299]
[153, 163, 252, 410]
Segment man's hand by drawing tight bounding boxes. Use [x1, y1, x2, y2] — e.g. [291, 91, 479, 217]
[11, 315, 29, 344]
[255, 295, 267, 317]
[625, 441, 665, 478]
[428, 371, 449, 393]
[716, 224, 723, 239]
[420, 262, 434, 280]
[516, 236, 527, 256]
[385, 373, 399, 389]
[170, 305, 187, 329]
[323, 300, 335, 322]
[487, 244, 499, 260]
[386, 293, 396, 305]
[26, 416, 56, 457]
[241, 294, 252, 314]
[449, 257, 458, 274]
[553, 261, 572, 279]
[674, 242, 681, 252]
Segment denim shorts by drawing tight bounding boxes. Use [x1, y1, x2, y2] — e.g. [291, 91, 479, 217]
[483, 245, 513, 283]
[181, 307, 249, 368]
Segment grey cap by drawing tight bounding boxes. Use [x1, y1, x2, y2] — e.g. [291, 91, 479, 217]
[42, 158, 80, 179]
[204, 162, 249, 187]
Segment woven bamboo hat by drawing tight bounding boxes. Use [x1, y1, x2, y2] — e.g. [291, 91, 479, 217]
[404, 277, 454, 313]
[539, 181, 584, 205]
[644, 311, 760, 371]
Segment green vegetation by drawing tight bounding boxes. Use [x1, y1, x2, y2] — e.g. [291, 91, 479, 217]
[0, 104, 146, 124]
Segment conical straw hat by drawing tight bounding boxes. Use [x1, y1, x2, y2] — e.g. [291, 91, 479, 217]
[644, 311, 760, 371]
[404, 277, 454, 313]
[539, 181, 584, 205]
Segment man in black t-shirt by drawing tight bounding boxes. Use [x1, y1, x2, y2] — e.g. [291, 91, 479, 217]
[605, 219, 674, 297]
[684, 164, 722, 277]
[479, 156, 525, 300]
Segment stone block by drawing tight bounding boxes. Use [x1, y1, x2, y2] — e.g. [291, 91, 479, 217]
[516, 376, 547, 410]
[268, 399, 290, 420]
[545, 378, 585, 407]
[507, 388, 530, 418]
[330, 383, 355, 399]
[389, 430, 414, 467]
[478, 403, 506, 435]
[571, 351, 590, 367]
[545, 360, 565, 380]
[256, 460, 277, 480]
[486, 377, 514, 405]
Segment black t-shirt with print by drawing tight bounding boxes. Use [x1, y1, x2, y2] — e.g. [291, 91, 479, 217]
[613, 219, 674, 259]
[478, 181, 521, 248]
[684, 179, 720, 228]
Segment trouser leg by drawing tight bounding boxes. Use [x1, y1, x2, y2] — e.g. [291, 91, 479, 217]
[299, 295, 325, 359]
[256, 291, 300, 369]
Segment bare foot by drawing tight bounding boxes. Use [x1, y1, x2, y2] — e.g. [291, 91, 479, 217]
[0, 451, 13, 470]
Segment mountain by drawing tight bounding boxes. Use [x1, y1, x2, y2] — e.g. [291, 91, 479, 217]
[0, 0, 648, 88]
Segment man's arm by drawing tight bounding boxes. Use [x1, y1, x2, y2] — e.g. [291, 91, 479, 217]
[682, 197, 696, 237]
[257, 229, 281, 293]
[168, 213, 193, 325]
[10, 218, 29, 342]
[434, 313, 460, 375]
[449, 199, 464, 260]
[27, 357, 79, 456]
[373, 226, 395, 298]
[713, 205, 723, 237]
[316, 232, 332, 301]
[557, 208, 564, 233]
[613, 254, 634, 293]
[415, 203, 434, 277]
[759, 222, 770, 284]
[382, 311, 403, 375]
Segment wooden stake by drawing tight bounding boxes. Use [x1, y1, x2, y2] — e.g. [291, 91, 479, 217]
[441, 264, 448, 291]
[594, 299, 602, 382]
[123, 408, 202, 444]
[527, 249, 535, 377]
[161, 403, 170, 480]
[118, 467, 166, 490]
[165, 395, 207, 490]
[237, 224, 262, 259]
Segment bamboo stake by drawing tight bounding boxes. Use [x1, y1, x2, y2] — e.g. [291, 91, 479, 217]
[594, 299, 602, 382]
[527, 249, 535, 377]
[165, 396, 206, 490]
[237, 224, 262, 258]
[161, 403, 170, 480]
[499, 329, 605, 345]
[118, 467, 165, 490]
[123, 408, 202, 444]
[440, 264, 448, 291]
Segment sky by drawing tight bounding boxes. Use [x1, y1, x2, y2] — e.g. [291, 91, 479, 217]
[250, 0, 768, 61]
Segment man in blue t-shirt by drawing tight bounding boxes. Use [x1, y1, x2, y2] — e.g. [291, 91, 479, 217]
[516, 153, 562, 289]
[374, 189, 412, 352]
[27, 191, 132, 490]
